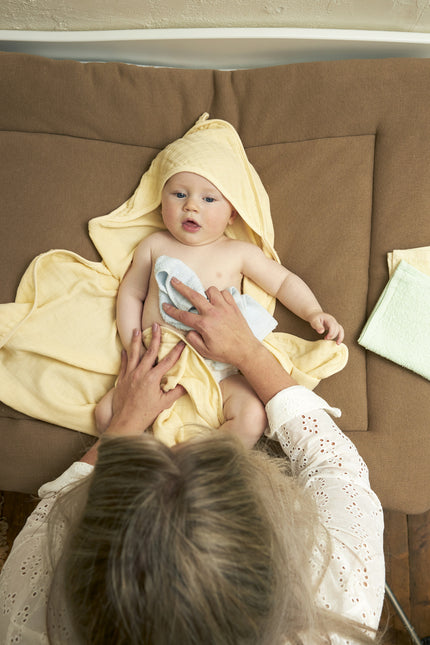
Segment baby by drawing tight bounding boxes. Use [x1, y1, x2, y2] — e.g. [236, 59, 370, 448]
[96, 170, 344, 448]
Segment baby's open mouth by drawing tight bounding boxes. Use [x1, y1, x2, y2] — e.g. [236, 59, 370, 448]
[182, 218, 201, 232]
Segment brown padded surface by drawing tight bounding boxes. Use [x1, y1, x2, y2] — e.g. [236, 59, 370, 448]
[1, 53, 429, 512]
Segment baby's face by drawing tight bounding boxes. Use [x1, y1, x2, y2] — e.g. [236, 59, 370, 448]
[161, 172, 236, 246]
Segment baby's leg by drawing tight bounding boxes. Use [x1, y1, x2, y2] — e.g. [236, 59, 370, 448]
[219, 374, 267, 449]
[94, 387, 115, 433]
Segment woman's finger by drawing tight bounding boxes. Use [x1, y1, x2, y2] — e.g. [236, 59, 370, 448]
[205, 285, 231, 306]
[163, 383, 186, 407]
[126, 328, 144, 372]
[117, 349, 128, 381]
[184, 329, 208, 355]
[162, 302, 201, 329]
[139, 323, 162, 368]
[171, 277, 212, 312]
[153, 339, 186, 377]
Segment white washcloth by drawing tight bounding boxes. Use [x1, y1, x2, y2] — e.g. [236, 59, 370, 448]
[155, 255, 278, 340]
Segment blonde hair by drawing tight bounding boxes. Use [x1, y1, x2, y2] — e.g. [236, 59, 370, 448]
[48, 432, 381, 645]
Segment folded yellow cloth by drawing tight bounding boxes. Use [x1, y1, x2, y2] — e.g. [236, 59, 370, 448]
[0, 114, 348, 442]
[0, 251, 121, 433]
[387, 245, 430, 277]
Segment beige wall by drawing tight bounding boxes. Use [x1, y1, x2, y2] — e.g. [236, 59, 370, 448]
[1, 0, 430, 32]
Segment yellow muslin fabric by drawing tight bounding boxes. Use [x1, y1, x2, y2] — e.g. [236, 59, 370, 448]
[387, 245, 430, 277]
[0, 114, 348, 443]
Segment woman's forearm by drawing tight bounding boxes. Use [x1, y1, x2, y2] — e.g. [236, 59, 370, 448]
[234, 341, 296, 405]
[79, 439, 100, 465]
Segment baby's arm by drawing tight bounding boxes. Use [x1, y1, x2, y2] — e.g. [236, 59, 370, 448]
[240, 244, 344, 344]
[116, 238, 153, 352]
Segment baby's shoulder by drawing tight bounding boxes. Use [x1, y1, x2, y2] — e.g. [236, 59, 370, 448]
[135, 230, 169, 253]
[145, 230, 169, 244]
[225, 238, 265, 258]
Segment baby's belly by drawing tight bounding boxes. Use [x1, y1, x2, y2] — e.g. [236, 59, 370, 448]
[141, 294, 185, 337]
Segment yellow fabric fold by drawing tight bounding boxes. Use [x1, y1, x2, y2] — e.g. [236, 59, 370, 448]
[387, 245, 430, 277]
[142, 326, 224, 445]
[0, 251, 121, 433]
[0, 114, 348, 442]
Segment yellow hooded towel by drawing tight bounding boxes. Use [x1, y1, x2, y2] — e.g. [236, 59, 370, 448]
[0, 114, 348, 445]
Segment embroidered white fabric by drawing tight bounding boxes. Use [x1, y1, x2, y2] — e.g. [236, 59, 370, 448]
[0, 387, 385, 643]
[266, 386, 385, 642]
[0, 462, 93, 645]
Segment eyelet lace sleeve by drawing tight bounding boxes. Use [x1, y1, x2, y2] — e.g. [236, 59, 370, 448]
[265, 386, 385, 637]
[1, 388, 385, 643]
[0, 462, 93, 644]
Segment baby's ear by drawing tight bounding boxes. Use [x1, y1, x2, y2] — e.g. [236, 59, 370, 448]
[229, 209, 237, 224]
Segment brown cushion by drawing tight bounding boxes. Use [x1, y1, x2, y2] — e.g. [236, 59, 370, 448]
[1, 53, 429, 512]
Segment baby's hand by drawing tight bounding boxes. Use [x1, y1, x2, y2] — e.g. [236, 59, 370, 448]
[308, 312, 344, 345]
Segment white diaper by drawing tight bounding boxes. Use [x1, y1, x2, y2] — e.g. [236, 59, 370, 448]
[204, 358, 239, 384]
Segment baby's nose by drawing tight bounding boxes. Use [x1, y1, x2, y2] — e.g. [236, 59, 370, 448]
[185, 197, 198, 211]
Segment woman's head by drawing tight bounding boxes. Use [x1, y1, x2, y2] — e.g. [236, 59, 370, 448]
[49, 432, 380, 645]
[51, 432, 319, 644]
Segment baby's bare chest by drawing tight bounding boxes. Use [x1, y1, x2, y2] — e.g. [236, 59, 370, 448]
[195, 261, 241, 291]
[152, 239, 243, 291]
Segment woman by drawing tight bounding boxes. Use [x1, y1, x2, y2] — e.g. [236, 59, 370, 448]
[0, 282, 384, 644]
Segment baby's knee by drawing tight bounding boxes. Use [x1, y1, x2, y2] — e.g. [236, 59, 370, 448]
[242, 398, 267, 428]
[243, 398, 268, 436]
[231, 397, 268, 448]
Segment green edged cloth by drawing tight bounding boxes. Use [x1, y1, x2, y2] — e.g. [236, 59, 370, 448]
[358, 260, 430, 380]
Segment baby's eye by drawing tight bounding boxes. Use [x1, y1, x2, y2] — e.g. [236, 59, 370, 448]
[204, 196, 215, 203]
[174, 192, 186, 199]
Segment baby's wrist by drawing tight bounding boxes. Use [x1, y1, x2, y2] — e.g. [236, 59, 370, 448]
[305, 309, 323, 323]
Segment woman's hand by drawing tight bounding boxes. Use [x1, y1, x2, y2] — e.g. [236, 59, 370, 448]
[162, 278, 261, 369]
[162, 279, 297, 404]
[106, 323, 186, 436]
